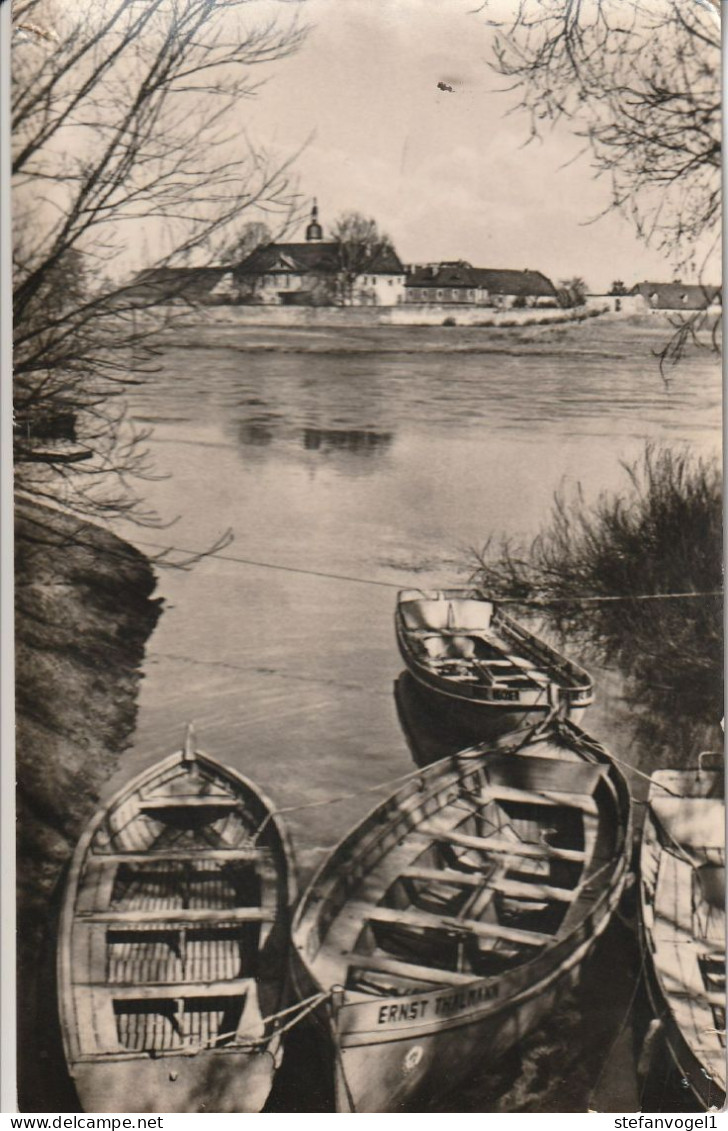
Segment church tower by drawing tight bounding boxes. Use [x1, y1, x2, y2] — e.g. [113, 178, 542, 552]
[305, 199, 323, 242]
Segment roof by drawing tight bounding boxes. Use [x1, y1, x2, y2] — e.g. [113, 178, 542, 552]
[125, 266, 230, 304]
[405, 262, 556, 296]
[631, 281, 721, 310]
[471, 268, 556, 297]
[406, 261, 477, 288]
[236, 240, 404, 276]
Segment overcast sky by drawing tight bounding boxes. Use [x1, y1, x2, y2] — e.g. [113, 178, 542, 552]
[240, 0, 719, 292]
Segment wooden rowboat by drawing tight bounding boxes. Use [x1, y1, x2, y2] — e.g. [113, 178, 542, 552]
[639, 758, 725, 1110]
[395, 589, 593, 738]
[58, 731, 296, 1113]
[291, 719, 631, 1112]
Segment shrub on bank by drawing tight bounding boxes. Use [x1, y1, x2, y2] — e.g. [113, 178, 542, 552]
[470, 444, 723, 720]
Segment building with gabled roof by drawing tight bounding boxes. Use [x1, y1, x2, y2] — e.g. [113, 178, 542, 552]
[631, 281, 721, 311]
[123, 266, 237, 306]
[404, 261, 557, 307]
[235, 202, 406, 306]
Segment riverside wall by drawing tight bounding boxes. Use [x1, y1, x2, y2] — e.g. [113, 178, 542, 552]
[177, 302, 611, 329]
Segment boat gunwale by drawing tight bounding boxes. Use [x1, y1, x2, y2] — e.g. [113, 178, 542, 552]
[58, 745, 297, 1071]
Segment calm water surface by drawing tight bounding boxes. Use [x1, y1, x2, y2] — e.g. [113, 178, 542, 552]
[109, 329, 720, 1110]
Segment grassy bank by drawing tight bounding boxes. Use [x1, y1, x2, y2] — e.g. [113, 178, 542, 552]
[15, 499, 162, 1110]
[160, 313, 706, 358]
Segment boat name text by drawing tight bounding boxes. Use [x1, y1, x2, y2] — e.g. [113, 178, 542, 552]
[377, 982, 499, 1026]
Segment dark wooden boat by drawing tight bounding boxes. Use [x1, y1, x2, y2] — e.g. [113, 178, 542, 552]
[58, 731, 296, 1113]
[395, 589, 593, 738]
[291, 719, 631, 1112]
[639, 758, 725, 1110]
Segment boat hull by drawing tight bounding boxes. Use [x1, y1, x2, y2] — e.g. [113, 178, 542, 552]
[638, 767, 726, 1112]
[394, 589, 592, 740]
[294, 882, 622, 1113]
[292, 721, 631, 1112]
[640, 936, 726, 1112]
[399, 659, 586, 741]
[58, 742, 296, 1114]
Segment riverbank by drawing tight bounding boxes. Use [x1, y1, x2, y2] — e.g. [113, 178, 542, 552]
[160, 311, 702, 359]
[15, 498, 162, 1110]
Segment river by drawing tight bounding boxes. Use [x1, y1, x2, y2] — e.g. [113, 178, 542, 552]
[113, 317, 720, 1112]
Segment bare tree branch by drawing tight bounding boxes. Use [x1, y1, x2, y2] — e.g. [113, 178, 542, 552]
[479, 0, 720, 273]
[13, 0, 307, 524]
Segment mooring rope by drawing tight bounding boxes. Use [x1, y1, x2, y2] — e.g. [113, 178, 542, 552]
[249, 714, 577, 840]
[15, 506, 721, 603]
[133, 534, 722, 603]
[158, 989, 334, 1057]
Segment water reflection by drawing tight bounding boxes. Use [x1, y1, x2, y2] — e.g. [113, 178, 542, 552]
[540, 603, 723, 785]
[234, 411, 396, 473]
[302, 426, 393, 456]
[238, 418, 277, 446]
[394, 671, 480, 767]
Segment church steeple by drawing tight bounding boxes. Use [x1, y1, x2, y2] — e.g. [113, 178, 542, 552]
[305, 198, 323, 242]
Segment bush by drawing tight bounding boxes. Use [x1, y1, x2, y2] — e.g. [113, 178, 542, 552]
[443, 316, 457, 327]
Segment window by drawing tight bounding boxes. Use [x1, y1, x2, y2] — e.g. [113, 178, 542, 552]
[436, 289, 443, 301]
[452, 289, 459, 300]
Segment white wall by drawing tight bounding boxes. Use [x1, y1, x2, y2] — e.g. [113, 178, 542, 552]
[351, 273, 405, 306]
[182, 303, 610, 328]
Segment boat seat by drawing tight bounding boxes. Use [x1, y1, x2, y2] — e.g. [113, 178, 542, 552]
[140, 797, 240, 811]
[106, 978, 256, 1000]
[79, 906, 273, 924]
[479, 783, 598, 816]
[348, 952, 477, 987]
[365, 903, 552, 948]
[419, 826, 586, 863]
[421, 635, 476, 661]
[90, 848, 265, 863]
[402, 866, 578, 903]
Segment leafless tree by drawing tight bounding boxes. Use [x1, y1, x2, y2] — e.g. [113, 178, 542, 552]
[330, 212, 397, 306]
[479, 0, 721, 367]
[219, 220, 273, 267]
[557, 276, 588, 308]
[13, 0, 306, 524]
